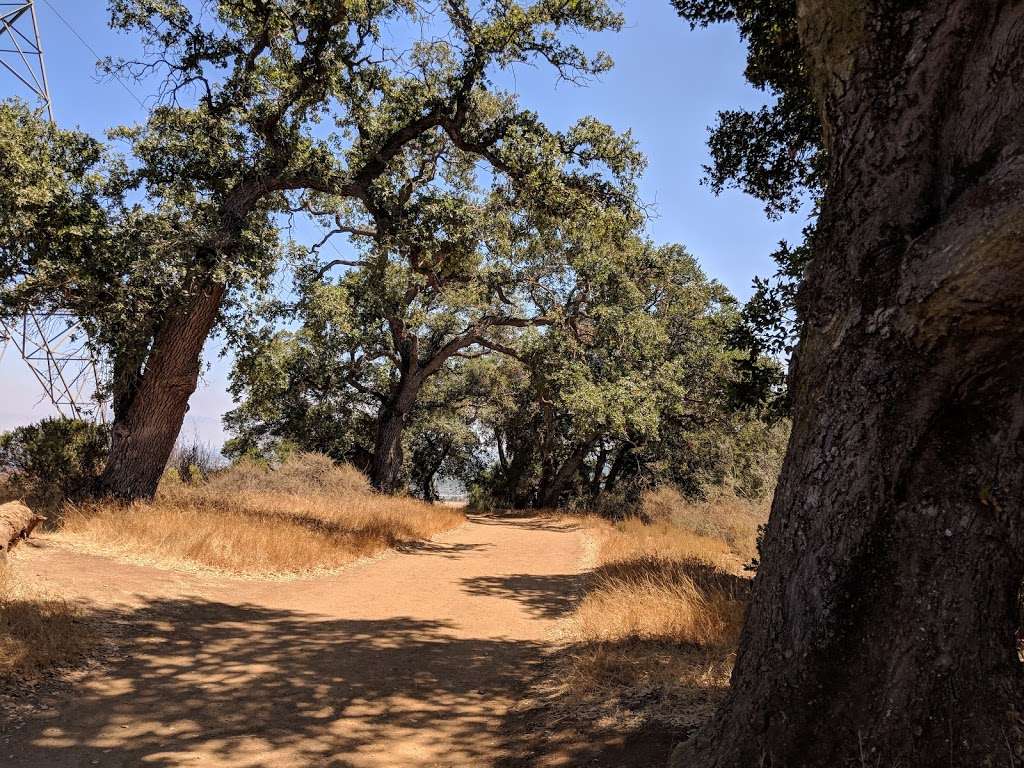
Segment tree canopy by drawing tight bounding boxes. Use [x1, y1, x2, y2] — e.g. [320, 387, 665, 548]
[673, 0, 821, 370]
[1, 0, 642, 499]
[227, 232, 784, 503]
[0, 1, 787, 503]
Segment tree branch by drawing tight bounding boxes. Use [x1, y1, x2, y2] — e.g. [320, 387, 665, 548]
[314, 258, 369, 280]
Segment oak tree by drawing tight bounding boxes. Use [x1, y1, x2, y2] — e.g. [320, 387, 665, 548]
[671, 2, 1024, 765]
[474, 240, 776, 508]
[4, 0, 631, 500]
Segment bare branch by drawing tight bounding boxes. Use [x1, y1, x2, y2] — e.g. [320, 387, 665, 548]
[476, 337, 523, 360]
[314, 258, 369, 280]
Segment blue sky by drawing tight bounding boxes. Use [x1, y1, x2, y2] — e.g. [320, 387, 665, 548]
[0, 1, 807, 448]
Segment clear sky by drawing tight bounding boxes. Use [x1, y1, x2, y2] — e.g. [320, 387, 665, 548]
[0, 1, 807, 449]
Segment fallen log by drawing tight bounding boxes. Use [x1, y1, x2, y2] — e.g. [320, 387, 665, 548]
[0, 501, 45, 561]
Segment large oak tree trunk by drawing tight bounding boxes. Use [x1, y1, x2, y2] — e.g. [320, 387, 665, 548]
[369, 374, 423, 494]
[370, 409, 408, 493]
[674, 3, 1024, 766]
[99, 286, 225, 500]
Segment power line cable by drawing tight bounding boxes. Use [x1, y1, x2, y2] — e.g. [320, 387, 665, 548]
[38, 0, 146, 110]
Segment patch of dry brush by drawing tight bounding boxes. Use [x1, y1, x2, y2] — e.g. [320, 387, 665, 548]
[0, 562, 92, 680]
[58, 453, 465, 577]
[542, 487, 766, 736]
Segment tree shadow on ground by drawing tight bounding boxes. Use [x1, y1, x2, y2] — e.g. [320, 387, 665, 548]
[394, 539, 493, 558]
[1, 515, 685, 768]
[466, 513, 583, 533]
[459, 574, 583, 620]
[2, 597, 559, 767]
[498, 709, 682, 768]
[496, 636, 729, 768]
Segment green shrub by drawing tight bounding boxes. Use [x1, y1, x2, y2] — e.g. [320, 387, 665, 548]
[0, 418, 110, 504]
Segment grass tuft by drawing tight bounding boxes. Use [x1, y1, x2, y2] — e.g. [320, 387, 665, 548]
[0, 561, 92, 680]
[536, 486, 767, 737]
[57, 453, 465, 577]
[571, 555, 748, 646]
[640, 485, 766, 564]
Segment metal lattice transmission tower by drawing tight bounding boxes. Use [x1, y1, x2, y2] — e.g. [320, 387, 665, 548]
[0, 1, 106, 421]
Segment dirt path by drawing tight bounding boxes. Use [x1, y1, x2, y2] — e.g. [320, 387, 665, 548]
[1, 514, 588, 768]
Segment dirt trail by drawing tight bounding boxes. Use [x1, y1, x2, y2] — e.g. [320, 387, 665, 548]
[1, 514, 588, 768]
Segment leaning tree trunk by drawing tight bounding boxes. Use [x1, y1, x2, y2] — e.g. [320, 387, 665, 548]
[674, 3, 1024, 766]
[418, 445, 449, 503]
[602, 443, 632, 494]
[494, 426, 539, 508]
[99, 285, 225, 501]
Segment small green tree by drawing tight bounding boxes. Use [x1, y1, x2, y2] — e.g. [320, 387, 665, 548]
[228, 107, 641, 492]
[406, 368, 488, 501]
[225, 324, 487, 498]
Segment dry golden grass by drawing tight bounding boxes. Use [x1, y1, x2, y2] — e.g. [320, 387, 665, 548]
[640, 485, 767, 565]
[57, 453, 465, 577]
[554, 639, 736, 732]
[570, 556, 748, 646]
[0, 561, 92, 680]
[540, 486, 766, 734]
[592, 517, 734, 571]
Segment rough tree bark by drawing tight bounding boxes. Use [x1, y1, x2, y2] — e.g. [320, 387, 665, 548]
[370, 408, 408, 493]
[673, 2, 1024, 766]
[99, 285, 225, 500]
[369, 371, 422, 493]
